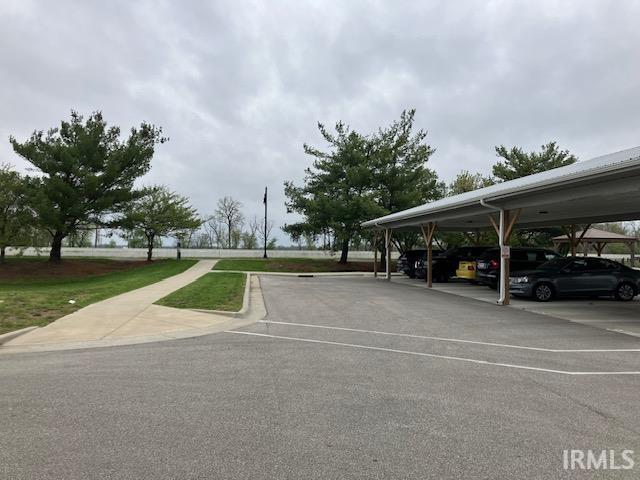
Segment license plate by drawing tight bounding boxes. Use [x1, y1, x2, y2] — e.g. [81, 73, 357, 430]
[477, 262, 487, 270]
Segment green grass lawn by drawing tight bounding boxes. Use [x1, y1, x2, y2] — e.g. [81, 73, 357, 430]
[0, 259, 196, 335]
[213, 257, 385, 273]
[155, 272, 246, 312]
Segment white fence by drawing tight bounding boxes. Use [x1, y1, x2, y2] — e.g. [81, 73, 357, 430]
[5, 247, 635, 264]
[5, 247, 401, 260]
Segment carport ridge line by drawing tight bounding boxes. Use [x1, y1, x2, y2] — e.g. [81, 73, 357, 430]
[257, 320, 640, 353]
[225, 331, 640, 376]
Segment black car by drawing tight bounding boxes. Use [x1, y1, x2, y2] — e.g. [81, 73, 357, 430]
[476, 247, 561, 289]
[510, 256, 640, 302]
[397, 249, 427, 278]
[415, 246, 493, 282]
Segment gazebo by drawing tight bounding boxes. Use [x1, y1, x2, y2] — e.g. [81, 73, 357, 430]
[552, 227, 637, 264]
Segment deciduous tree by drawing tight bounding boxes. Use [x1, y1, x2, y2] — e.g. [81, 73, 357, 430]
[119, 186, 201, 261]
[448, 170, 494, 195]
[215, 197, 244, 249]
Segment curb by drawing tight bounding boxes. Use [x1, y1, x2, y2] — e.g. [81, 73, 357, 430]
[210, 270, 403, 277]
[0, 326, 40, 345]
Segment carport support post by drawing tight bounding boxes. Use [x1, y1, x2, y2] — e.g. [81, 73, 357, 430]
[385, 229, 392, 281]
[373, 232, 379, 278]
[420, 222, 437, 288]
[497, 208, 520, 306]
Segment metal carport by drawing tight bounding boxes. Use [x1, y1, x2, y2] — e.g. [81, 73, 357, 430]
[362, 146, 640, 305]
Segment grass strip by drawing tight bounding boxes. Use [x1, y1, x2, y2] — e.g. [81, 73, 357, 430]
[155, 272, 246, 312]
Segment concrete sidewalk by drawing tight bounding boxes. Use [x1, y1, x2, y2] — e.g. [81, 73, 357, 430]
[1, 260, 265, 353]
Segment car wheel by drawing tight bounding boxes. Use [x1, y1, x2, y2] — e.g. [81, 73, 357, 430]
[488, 282, 497, 290]
[615, 282, 637, 302]
[533, 282, 554, 302]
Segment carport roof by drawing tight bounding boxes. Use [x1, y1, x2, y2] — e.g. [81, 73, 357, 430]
[362, 146, 640, 231]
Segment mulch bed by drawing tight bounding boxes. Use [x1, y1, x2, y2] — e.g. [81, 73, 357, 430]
[0, 259, 149, 281]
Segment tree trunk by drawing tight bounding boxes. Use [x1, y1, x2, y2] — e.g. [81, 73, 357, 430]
[228, 221, 232, 249]
[147, 234, 154, 261]
[0, 245, 5, 264]
[49, 231, 65, 262]
[339, 238, 349, 264]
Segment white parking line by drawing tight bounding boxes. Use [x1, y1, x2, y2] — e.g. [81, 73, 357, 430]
[224, 331, 640, 376]
[257, 320, 640, 353]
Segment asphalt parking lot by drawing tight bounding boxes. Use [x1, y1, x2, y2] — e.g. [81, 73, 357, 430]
[1, 275, 639, 479]
[393, 276, 640, 338]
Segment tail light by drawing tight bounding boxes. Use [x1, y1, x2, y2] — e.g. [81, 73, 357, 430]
[489, 259, 499, 269]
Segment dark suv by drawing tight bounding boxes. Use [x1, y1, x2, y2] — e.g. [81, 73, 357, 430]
[476, 247, 561, 289]
[415, 246, 493, 282]
[397, 249, 427, 278]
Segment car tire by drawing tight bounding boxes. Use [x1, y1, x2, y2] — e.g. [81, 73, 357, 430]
[614, 282, 637, 302]
[488, 282, 497, 290]
[533, 282, 554, 302]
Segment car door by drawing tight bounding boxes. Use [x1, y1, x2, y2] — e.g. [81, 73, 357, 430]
[583, 258, 620, 294]
[555, 259, 590, 295]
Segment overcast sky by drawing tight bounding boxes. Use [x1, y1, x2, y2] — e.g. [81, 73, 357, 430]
[1, 0, 639, 244]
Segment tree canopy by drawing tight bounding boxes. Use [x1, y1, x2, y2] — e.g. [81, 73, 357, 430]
[284, 122, 382, 263]
[448, 170, 494, 195]
[10, 111, 165, 261]
[372, 110, 445, 253]
[492, 141, 577, 181]
[284, 110, 443, 262]
[0, 165, 34, 262]
[119, 186, 201, 261]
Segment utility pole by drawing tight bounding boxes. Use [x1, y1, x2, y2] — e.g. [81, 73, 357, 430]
[263, 186, 268, 259]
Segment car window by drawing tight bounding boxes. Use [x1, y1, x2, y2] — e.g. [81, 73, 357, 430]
[511, 251, 527, 261]
[538, 258, 569, 270]
[586, 258, 616, 270]
[565, 259, 588, 272]
[544, 251, 559, 260]
[536, 251, 553, 261]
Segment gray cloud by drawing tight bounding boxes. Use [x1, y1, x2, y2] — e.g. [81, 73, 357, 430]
[2, 0, 639, 243]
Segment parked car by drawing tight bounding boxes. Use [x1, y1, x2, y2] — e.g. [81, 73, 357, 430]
[415, 246, 493, 282]
[397, 249, 427, 278]
[510, 256, 640, 302]
[456, 260, 478, 283]
[476, 247, 561, 289]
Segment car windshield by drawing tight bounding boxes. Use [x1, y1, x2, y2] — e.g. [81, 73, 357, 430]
[537, 257, 568, 270]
